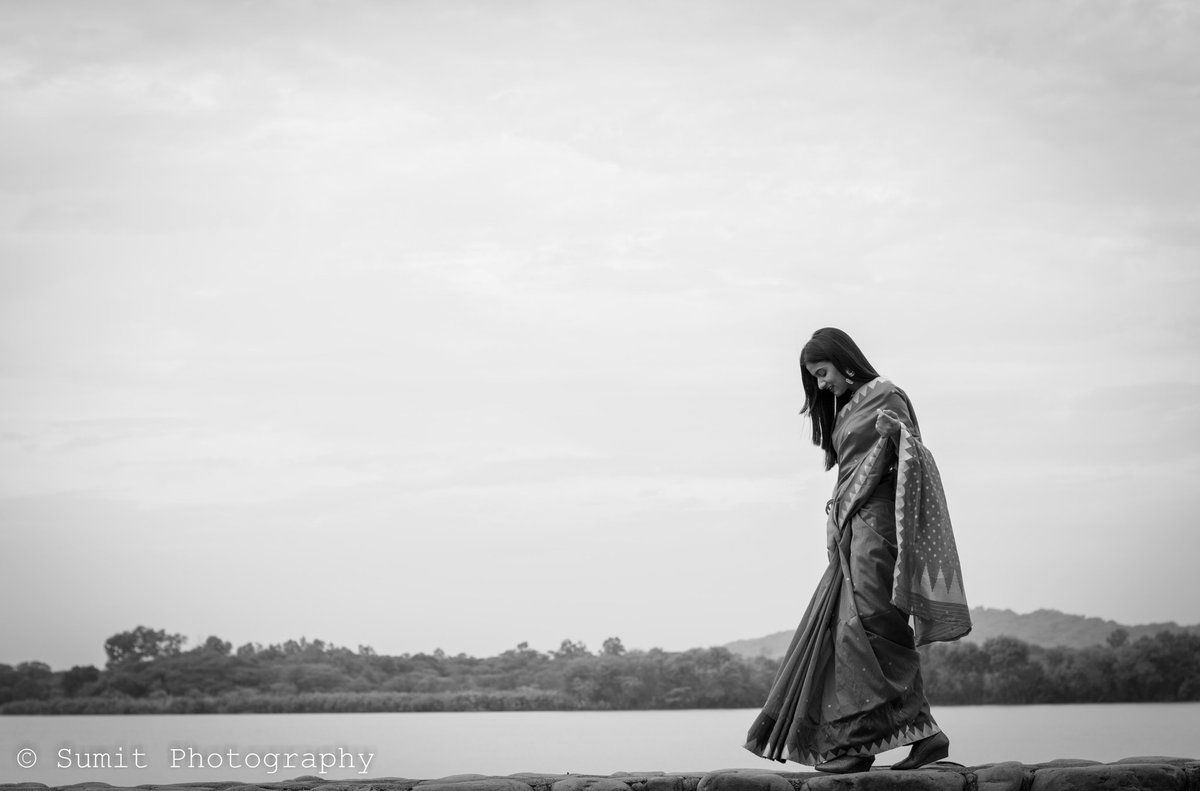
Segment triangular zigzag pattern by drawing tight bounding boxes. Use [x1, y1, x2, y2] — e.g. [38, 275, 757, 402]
[789, 721, 943, 766]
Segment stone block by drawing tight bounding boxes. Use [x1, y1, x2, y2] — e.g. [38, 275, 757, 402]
[551, 778, 633, 791]
[1184, 764, 1200, 791]
[416, 780, 535, 791]
[1030, 763, 1186, 791]
[974, 762, 1028, 791]
[601, 777, 667, 791]
[657, 775, 702, 791]
[696, 770, 795, 791]
[419, 779, 491, 786]
[503, 775, 566, 791]
[642, 778, 686, 791]
[1030, 760, 1101, 769]
[802, 768, 965, 791]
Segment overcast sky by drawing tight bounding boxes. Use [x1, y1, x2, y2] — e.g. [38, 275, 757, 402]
[2, 0, 1198, 671]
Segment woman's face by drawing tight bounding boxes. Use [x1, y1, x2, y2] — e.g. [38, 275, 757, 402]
[805, 360, 853, 397]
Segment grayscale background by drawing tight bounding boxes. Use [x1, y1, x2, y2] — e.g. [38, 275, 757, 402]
[2, 0, 1197, 748]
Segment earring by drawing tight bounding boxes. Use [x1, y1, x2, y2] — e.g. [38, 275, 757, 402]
[846, 369, 855, 382]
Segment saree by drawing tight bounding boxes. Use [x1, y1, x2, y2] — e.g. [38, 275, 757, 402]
[744, 377, 971, 765]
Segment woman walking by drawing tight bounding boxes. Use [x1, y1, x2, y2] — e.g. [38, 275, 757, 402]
[744, 327, 971, 774]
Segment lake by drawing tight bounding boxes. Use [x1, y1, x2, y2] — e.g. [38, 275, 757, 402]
[3, 704, 1198, 785]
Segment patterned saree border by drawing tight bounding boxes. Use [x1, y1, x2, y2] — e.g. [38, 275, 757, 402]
[837, 378, 889, 517]
[893, 424, 971, 645]
[836, 376, 887, 424]
[788, 720, 943, 766]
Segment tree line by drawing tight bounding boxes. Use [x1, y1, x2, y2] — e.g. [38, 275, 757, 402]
[921, 629, 1200, 704]
[2, 626, 1197, 713]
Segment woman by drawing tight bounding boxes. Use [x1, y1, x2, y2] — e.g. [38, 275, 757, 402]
[744, 327, 971, 774]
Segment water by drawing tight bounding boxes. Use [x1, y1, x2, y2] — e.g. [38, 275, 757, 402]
[2, 704, 1197, 785]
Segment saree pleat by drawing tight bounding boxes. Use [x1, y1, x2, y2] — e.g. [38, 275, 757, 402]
[744, 556, 840, 763]
[744, 377, 968, 766]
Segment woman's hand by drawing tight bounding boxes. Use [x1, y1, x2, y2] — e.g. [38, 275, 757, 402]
[875, 408, 904, 440]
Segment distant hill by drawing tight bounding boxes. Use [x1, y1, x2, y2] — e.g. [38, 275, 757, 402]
[723, 607, 1200, 659]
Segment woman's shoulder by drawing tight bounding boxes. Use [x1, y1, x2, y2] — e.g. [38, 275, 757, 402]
[865, 376, 906, 399]
[867, 377, 919, 428]
[845, 376, 912, 410]
[860, 376, 916, 413]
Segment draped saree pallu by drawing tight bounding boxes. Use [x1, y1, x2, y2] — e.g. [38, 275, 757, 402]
[744, 378, 971, 766]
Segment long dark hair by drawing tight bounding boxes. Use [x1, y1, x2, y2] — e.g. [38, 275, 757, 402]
[799, 327, 880, 470]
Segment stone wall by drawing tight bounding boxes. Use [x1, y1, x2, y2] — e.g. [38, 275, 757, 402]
[5, 757, 1199, 791]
